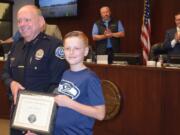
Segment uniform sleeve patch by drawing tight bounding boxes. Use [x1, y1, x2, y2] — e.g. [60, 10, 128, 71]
[55, 47, 65, 59]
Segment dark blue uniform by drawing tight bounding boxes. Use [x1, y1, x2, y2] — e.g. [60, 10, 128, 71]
[2, 32, 68, 92]
[1, 32, 69, 135]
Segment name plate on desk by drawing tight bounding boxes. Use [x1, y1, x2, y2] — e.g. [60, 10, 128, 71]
[0, 56, 4, 61]
[96, 55, 108, 64]
[11, 90, 56, 135]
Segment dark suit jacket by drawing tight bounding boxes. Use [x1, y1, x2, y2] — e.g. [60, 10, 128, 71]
[163, 28, 180, 55]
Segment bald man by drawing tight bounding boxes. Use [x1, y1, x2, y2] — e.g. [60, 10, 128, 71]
[1, 5, 68, 135]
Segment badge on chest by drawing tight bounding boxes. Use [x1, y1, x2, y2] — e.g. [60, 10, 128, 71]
[35, 49, 44, 60]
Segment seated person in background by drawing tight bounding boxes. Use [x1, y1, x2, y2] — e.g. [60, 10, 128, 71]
[0, 20, 62, 45]
[163, 12, 180, 55]
[92, 6, 125, 63]
[0, 31, 21, 44]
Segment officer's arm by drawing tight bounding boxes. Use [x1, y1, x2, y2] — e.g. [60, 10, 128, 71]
[1, 55, 13, 87]
[1, 60, 25, 102]
[48, 43, 69, 92]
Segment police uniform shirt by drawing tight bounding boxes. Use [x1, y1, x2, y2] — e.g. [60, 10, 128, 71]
[2, 32, 68, 93]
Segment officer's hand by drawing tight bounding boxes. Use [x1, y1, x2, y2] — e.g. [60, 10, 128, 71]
[10, 81, 25, 104]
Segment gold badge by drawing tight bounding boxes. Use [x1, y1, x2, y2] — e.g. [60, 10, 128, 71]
[35, 49, 44, 60]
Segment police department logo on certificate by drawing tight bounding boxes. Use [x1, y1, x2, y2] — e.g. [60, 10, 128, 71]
[11, 90, 56, 135]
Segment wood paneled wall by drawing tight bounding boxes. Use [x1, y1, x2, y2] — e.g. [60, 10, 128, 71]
[86, 64, 180, 135]
[1, 0, 180, 53]
[47, 0, 180, 54]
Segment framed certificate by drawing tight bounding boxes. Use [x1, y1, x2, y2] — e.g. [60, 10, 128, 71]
[11, 90, 56, 135]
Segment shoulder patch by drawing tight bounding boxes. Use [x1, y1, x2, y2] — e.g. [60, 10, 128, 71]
[55, 46, 65, 59]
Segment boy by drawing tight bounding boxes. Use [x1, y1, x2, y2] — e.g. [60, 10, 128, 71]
[26, 31, 105, 135]
[54, 31, 105, 135]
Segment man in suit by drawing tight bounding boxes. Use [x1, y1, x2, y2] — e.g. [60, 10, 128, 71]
[163, 12, 180, 55]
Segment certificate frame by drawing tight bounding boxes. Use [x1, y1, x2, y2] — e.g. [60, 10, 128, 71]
[11, 90, 56, 135]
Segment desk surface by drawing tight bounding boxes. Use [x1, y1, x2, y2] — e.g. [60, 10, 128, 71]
[86, 63, 180, 135]
[0, 63, 180, 135]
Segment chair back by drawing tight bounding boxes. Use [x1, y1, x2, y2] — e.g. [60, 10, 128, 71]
[149, 43, 166, 61]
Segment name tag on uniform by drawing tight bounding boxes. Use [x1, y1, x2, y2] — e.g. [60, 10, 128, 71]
[18, 65, 24, 68]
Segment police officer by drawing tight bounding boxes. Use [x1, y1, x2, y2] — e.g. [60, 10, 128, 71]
[1, 5, 68, 135]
